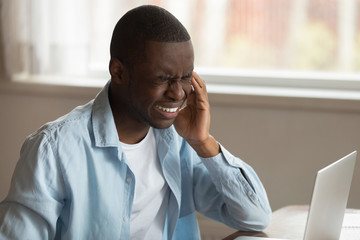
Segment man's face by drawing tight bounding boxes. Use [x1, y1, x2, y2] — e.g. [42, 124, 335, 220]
[122, 40, 194, 129]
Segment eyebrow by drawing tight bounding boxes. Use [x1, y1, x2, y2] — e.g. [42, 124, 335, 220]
[160, 71, 192, 80]
[181, 73, 192, 79]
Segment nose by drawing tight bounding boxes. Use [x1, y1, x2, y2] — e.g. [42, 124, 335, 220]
[165, 80, 186, 101]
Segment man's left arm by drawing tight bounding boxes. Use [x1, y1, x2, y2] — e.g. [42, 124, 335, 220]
[195, 143, 272, 231]
[174, 72, 271, 231]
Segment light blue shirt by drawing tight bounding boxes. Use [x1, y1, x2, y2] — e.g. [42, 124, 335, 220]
[0, 81, 271, 239]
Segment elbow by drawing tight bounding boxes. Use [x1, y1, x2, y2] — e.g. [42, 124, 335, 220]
[252, 198, 272, 231]
[246, 210, 271, 232]
[254, 203, 272, 231]
[256, 209, 271, 231]
[235, 205, 272, 232]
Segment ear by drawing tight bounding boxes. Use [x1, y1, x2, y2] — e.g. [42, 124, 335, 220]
[109, 58, 127, 84]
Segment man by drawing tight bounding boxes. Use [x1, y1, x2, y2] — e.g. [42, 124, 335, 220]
[0, 5, 271, 239]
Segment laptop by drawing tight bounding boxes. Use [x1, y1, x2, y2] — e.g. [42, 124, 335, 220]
[235, 151, 357, 240]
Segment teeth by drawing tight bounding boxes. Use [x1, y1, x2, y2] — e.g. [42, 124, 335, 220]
[156, 105, 178, 113]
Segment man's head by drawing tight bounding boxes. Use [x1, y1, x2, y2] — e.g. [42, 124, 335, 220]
[109, 5, 194, 133]
[110, 5, 191, 67]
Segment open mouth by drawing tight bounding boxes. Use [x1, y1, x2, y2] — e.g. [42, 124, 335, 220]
[155, 101, 186, 114]
[155, 105, 179, 113]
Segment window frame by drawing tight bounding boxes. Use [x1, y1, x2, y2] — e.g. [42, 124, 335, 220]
[7, 68, 360, 105]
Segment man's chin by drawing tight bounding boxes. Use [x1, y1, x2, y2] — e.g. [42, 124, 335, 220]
[150, 119, 176, 129]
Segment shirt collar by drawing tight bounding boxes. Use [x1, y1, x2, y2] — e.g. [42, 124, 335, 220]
[92, 80, 119, 147]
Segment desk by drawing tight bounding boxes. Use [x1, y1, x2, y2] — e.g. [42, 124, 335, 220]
[224, 205, 360, 240]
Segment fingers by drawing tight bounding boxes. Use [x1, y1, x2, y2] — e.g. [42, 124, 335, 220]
[190, 72, 209, 104]
[192, 72, 205, 89]
[191, 72, 207, 98]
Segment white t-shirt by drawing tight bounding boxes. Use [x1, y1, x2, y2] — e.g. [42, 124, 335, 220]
[120, 128, 169, 240]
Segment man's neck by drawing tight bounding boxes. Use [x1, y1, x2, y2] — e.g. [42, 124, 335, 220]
[108, 83, 151, 144]
[113, 115, 150, 144]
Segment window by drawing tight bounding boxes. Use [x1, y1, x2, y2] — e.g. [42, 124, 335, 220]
[2, 0, 360, 90]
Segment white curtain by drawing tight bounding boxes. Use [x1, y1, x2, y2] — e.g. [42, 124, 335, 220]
[1, 0, 93, 77]
[1, 0, 358, 79]
[0, 0, 196, 79]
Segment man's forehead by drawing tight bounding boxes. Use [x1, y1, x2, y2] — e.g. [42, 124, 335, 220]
[143, 41, 193, 64]
[135, 41, 193, 73]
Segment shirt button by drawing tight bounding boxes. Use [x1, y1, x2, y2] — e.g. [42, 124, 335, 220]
[248, 191, 253, 197]
[126, 177, 132, 183]
[123, 216, 129, 222]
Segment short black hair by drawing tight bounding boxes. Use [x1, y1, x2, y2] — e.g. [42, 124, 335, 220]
[110, 5, 191, 65]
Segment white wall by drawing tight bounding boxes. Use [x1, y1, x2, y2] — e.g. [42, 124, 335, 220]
[1, 82, 359, 212]
[209, 95, 360, 211]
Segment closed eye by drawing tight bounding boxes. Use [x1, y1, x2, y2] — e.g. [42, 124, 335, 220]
[181, 73, 192, 80]
[157, 76, 171, 82]
[155, 73, 192, 86]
